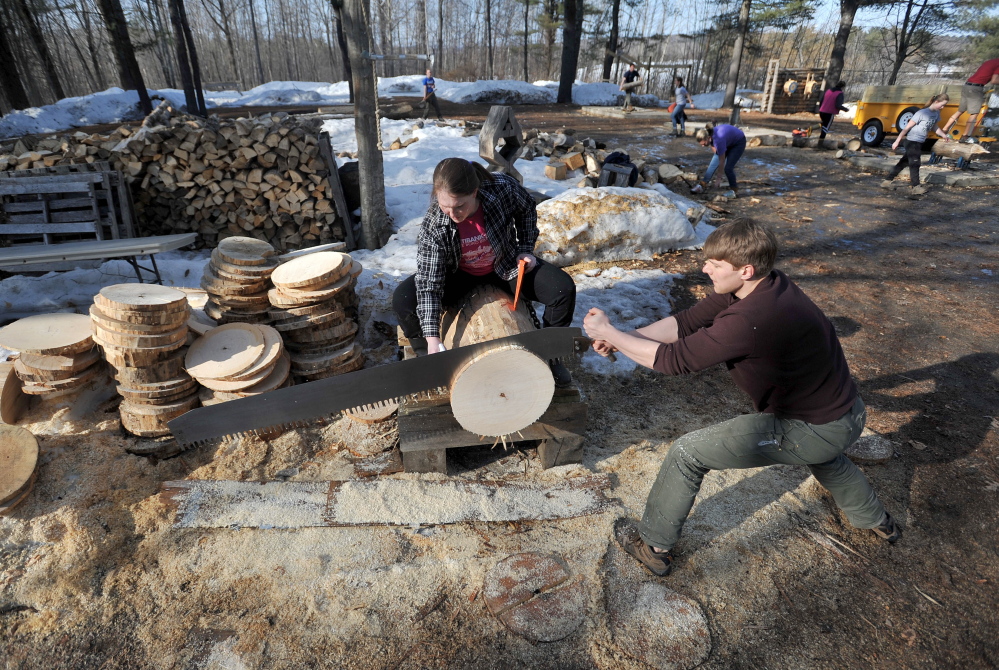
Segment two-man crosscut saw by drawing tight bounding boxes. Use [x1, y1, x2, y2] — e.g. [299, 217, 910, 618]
[168, 327, 590, 448]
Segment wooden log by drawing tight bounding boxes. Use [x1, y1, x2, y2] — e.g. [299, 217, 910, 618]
[1, 363, 29, 425]
[747, 134, 790, 148]
[441, 284, 554, 437]
[927, 142, 989, 160]
[0, 314, 94, 356]
[846, 138, 863, 151]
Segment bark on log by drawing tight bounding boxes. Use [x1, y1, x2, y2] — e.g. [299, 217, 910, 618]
[927, 142, 989, 160]
[442, 284, 554, 437]
[747, 135, 790, 148]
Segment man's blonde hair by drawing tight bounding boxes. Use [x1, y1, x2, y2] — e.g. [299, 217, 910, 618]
[703, 218, 779, 278]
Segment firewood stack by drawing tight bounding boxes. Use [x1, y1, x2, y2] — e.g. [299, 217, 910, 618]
[0, 108, 346, 251]
[185, 323, 291, 406]
[200, 236, 278, 325]
[89, 285, 198, 437]
[268, 251, 364, 381]
[0, 314, 105, 399]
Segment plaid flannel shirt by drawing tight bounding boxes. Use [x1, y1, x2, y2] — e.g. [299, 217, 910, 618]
[415, 173, 538, 338]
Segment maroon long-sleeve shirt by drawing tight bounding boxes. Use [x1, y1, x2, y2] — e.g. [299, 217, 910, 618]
[653, 270, 856, 425]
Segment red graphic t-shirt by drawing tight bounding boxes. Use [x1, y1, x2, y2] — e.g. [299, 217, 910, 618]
[457, 205, 495, 276]
[968, 59, 999, 85]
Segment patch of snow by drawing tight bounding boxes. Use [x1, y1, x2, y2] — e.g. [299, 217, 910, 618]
[692, 89, 762, 110]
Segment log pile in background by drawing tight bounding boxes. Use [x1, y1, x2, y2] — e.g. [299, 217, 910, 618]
[520, 128, 697, 188]
[89, 285, 198, 437]
[0, 314, 105, 399]
[201, 236, 278, 324]
[185, 323, 291, 407]
[268, 251, 364, 381]
[0, 106, 346, 251]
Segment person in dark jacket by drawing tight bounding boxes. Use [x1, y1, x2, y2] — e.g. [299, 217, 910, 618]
[817, 81, 849, 140]
[583, 219, 900, 577]
[392, 158, 577, 385]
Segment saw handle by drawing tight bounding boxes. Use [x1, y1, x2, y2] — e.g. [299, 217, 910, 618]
[574, 336, 618, 362]
[511, 257, 529, 311]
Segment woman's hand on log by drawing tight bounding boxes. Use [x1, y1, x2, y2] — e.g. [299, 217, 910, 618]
[516, 253, 537, 271]
[426, 336, 445, 355]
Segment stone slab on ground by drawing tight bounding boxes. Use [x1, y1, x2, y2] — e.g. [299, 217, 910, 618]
[607, 579, 711, 670]
[924, 172, 999, 187]
[845, 428, 894, 465]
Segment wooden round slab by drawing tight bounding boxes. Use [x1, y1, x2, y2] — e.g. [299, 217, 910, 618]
[289, 342, 357, 374]
[483, 553, 586, 643]
[283, 319, 358, 344]
[1, 363, 29, 425]
[201, 268, 269, 296]
[18, 348, 100, 373]
[89, 304, 190, 335]
[113, 350, 187, 385]
[0, 469, 36, 516]
[212, 292, 271, 309]
[19, 363, 104, 395]
[198, 357, 278, 392]
[299, 347, 364, 381]
[120, 394, 199, 437]
[96, 284, 187, 313]
[223, 325, 282, 382]
[271, 251, 349, 290]
[345, 399, 398, 424]
[268, 273, 352, 306]
[186, 323, 266, 381]
[0, 424, 39, 504]
[187, 309, 217, 336]
[348, 260, 363, 278]
[268, 301, 342, 321]
[14, 358, 91, 383]
[216, 236, 276, 266]
[90, 303, 190, 326]
[450, 345, 554, 437]
[101, 338, 187, 369]
[210, 254, 278, 278]
[0, 313, 94, 356]
[271, 310, 345, 332]
[117, 373, 195, 395]
[282, 326, 357, 356]
[237, 352, 290, 395]
[93, 324, 188, 350]
[118, 381, 198, 404]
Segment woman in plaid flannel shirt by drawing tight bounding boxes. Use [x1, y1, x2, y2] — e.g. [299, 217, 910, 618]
[393, 158, 577, 385]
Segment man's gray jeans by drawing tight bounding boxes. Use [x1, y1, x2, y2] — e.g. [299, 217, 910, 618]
[639, 396, 886, 551]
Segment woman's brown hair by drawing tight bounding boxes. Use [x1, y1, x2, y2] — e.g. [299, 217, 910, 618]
[432, 158, 493, 199]
[927, 92, 950, 107]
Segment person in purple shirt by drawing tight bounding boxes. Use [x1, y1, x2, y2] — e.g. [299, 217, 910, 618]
[583, 219, 900, 577]
[695, 122, 746, 198]
[817, 80, 849, 140]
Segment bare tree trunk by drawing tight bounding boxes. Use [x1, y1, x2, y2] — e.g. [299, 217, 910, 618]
[601, 0, 620, 81]
[414, 0, 427, 56]
[15, 0, 66, 101]
[823, 0, 861, 89]
[168, 0, 197, 111]
[436, 0, 443, 72]
[247, 0, 266, 86]
[55, 2, 98, 91]
[175, 0, 207, 115]
[723, 0, 751, 110]
[557, 0, 583, 103]
[216, 0, 241, 83]
[149, 0, 177, 88]
[96, 0, 153, 114]
[522, 0, 530, 81]
[342, 0, 388, 249]
[485, 0, 493, 79]
[78, 0, 108, 90]
[0, 23, 30, 111]
[330, 0, 353, 102]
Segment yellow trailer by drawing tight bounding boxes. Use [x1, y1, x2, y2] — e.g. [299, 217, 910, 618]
[853, 85, 994, 146]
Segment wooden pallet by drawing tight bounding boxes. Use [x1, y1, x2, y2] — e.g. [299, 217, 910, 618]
[0, 162, 136, 245]
[397, 386, 587, 474]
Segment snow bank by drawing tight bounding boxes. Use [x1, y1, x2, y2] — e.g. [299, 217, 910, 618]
[692, 89, 762, 110]
[439, 80, 556, 105]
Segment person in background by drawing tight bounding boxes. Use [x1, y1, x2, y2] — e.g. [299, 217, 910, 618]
[694, 122, 746, 199]
[880, 93, 951, 196]
[620, 64, 642, 112]
[421, 69, 444, 122]
[583, 219, 901, 577]
[818, 81, 849, 141]
[671, 76, 694, 137]
[392, 158, 577, 386]
[940, 58, 999, 144]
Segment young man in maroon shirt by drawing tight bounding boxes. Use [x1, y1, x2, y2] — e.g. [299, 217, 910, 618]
[583, 219, 900, 576]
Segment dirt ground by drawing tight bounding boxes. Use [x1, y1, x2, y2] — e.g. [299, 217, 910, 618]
[2, 105, 998, 669]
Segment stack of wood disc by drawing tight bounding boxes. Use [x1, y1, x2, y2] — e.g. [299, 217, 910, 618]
[0, 424, 38, 516]
[89, 284, 198, 437]
[201, 236, 278, 325]
[1, 360, 29, 424]
[267, 251, 364, 381]
[0, 314, 104, 399]
[186, 323, 291, 406]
